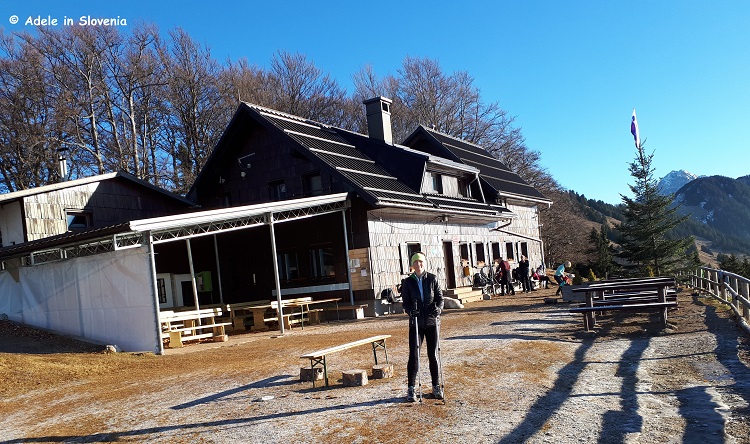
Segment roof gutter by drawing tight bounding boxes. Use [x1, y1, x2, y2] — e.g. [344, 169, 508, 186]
[374, 200, 517, 220]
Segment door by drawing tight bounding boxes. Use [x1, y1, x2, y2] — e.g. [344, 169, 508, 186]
[443, 241, 456, 289]
[173, 274, 192, 307]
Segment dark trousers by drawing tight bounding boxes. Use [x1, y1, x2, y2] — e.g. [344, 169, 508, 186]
[554, 275, 565, 294]
[407, 321, 440, 387]
[519, 273, 531, 291]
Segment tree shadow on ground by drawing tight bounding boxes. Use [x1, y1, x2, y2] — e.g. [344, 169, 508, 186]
[2, 397, 403, 443]
[170, 375, 297, 410]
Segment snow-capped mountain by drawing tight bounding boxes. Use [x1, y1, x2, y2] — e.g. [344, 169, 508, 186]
[657, 170, 700, 195]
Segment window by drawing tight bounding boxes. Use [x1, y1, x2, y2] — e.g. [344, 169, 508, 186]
[520, 242, 529, 258]
[310, 246, 335, 278]
[491, 242, 501, 261]
[268, 180, 287, 201]
[157, 277, 167, 304]
[431, 173, 443, 194]
[218, 192, 231, 208]
[457, 178, 470, 197]
[303, 173, 323, 196]
[505, 242, 515, 261]
[277, 251, 299, 281]
[475, 242, 486, 264]
[66, 211, 92, 230]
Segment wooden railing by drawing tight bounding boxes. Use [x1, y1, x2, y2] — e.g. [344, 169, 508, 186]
[683, 267, 750, 333]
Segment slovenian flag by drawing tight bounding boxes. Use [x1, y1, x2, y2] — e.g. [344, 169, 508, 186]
[631, 108, 640, 148]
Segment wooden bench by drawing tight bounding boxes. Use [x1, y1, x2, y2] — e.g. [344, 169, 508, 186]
[569, 277, 678, 331]
[300, 334, 391, 387]
[159, 307, 231, 347]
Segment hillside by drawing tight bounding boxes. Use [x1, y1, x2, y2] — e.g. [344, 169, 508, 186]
[569, 174, 750, 262]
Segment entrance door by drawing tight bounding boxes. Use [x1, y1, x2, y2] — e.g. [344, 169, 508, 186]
[173, 274, 192, 307]
[443, 241, 456, 289]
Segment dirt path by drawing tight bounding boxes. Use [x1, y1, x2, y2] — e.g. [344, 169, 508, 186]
[1, 287, 748, 443]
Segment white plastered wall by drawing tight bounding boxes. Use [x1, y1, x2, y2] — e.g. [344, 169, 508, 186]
[0, 246, 159, 352]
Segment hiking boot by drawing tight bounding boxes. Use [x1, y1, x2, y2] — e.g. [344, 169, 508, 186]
[433, 385, 444, 400]
[406, 386, 416, 402]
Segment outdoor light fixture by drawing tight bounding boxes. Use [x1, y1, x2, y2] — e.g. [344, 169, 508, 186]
[238, 153, 255, 169]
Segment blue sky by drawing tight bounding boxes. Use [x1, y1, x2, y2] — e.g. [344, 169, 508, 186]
[4, 1, 749, 204]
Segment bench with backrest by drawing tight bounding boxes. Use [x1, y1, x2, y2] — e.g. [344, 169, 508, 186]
[300, 334, 391, 387]
[159, 307, 231, 347]
[569, 277, 678, 330]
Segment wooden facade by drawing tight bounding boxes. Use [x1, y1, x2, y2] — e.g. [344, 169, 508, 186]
[0, 172, 193, 247]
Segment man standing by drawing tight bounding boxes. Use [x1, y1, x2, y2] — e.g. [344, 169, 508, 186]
[401, 252, 444, 402]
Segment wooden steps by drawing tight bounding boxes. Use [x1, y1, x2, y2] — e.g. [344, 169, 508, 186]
[444, 287, 484, 304]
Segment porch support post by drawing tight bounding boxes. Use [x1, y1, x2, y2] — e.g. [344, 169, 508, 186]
[186, 238, 201, 324]
[213, 234, 225, 305]
[342, 209, 354, 305]
[146, 231, 164, 355]
[268, 212, 285, 335]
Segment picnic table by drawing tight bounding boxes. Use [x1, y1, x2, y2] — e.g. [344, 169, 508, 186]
[568, 276, 678, 331]
[225, 297, 344, 331]
[279, 297, 342, 329]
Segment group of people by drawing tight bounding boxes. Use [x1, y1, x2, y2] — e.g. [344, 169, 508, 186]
[400, 251, 573, 403]
[492, 255, 537, 294]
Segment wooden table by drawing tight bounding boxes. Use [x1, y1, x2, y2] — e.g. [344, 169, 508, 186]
[569, 276, 677, 331]
[283, 298, 342, 329]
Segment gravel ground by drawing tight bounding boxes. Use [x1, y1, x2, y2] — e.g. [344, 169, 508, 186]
[1, 286, 749, 443]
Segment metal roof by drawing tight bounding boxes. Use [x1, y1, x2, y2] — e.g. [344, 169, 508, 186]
[192, 103, 520, 223]
[0, 193, 349, 266]
[0, 171, 194, 206]
[404, 126, 551, 204]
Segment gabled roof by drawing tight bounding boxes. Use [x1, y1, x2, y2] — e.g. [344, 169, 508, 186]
[0, 171, 195, 206]
[199, 103, 514, 221]
[402, 126, 551, 205]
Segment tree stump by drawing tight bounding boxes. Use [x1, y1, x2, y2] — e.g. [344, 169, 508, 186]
[300, 367, 324, 382]
[342, 369, 368, 386]
[372, 363, 394, 379]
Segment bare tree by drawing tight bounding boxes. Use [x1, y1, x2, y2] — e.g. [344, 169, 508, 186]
[266, 51, 350, 127]
[0, 31, 61, 192]
[158, 28, 229, 194]
[103, 23, 166, 181]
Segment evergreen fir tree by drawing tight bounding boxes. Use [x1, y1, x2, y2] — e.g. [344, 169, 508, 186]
[616, 143, 693, 276]
[587, 224, 615, 278]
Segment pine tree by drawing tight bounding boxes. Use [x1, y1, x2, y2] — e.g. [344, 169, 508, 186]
[616, 143, 693, 276]
[587, 224, 615, 278]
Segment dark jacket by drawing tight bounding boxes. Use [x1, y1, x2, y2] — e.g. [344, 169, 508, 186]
[518, 259, 530, 276]
[401, 271, 444, 327]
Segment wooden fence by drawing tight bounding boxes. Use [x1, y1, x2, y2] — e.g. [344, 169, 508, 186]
[683, 266, 750, 334]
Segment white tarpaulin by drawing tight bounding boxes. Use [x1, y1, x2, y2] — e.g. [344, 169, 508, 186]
[0, 247, 159, 352]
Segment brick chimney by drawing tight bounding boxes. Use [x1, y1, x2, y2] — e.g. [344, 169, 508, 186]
[363, 96, 393, 145]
